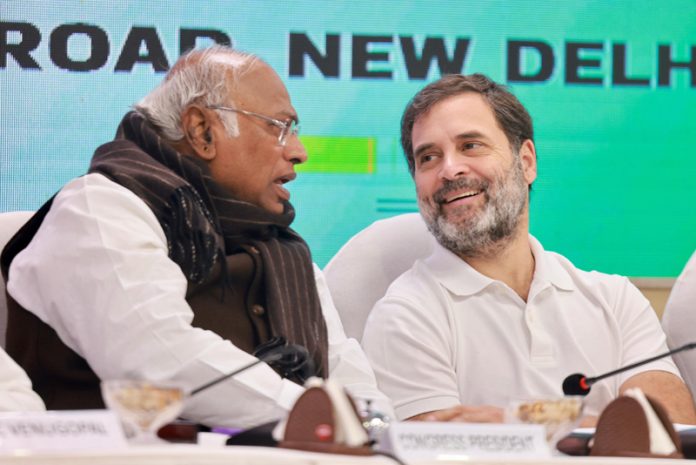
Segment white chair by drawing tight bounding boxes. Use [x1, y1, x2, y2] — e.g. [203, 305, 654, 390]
[323, 213, 435, 342]
[662, 250, 696, 402]
[0, 211, 34, 348]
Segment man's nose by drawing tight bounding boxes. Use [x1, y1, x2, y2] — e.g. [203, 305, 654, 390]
[284, 134, 308, 165]
[439, 153, 471, 180]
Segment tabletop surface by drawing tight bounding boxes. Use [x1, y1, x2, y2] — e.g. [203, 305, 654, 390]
[1, 444, 695, 465]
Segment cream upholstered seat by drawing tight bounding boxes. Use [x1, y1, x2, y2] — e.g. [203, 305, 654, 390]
[323, 213, 435, 342]
[662, 251, 696, 402]
[0, 211, 34, 348]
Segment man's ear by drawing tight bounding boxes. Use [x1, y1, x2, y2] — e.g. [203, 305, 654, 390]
[180, 105, 216, 161]
[519, 139, 537, 186]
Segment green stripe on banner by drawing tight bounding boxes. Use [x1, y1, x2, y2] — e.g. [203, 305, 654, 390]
[297, 136, 375, 174]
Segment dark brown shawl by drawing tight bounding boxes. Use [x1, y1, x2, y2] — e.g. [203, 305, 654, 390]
[89, 111, 328, 377]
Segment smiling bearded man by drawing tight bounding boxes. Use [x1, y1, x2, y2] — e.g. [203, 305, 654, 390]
[361, 73, 696, 426]
[418, 145, 528, 259]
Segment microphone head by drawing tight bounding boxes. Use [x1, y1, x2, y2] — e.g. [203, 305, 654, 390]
[562, 373, 591, 396]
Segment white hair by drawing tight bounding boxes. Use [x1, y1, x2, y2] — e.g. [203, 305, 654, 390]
[134, 45, 258, 141]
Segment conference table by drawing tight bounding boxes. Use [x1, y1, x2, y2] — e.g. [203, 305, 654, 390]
[1, 444, 695, 465]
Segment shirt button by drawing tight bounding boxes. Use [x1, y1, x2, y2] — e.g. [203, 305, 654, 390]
[251, 304, 265, 316]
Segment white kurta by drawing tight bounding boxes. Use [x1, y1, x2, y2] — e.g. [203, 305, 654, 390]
[363, 237, 680, 420]
[0, 348, 45, 411]
[8, 173, 392, 427]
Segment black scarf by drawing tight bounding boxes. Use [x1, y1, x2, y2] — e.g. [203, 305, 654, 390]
[89, 111, 328, 377]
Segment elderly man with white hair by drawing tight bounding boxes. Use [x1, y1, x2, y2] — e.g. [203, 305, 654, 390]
[2, 45, 390, 428]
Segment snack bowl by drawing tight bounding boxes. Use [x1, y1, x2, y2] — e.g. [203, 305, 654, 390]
[506, 397, 583, 448]
[101, 380, 186, 444]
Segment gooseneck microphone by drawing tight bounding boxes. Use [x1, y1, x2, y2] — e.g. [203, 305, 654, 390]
[562, 342, 696, 396]
[190, 338, 315, 396]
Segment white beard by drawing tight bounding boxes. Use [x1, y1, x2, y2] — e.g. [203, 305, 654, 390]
[418, 156, 529, 259]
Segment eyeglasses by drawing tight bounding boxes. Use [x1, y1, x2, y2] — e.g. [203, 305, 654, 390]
[207, 105, 300, 146]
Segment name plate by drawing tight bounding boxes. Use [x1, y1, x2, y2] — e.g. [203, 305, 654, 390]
[381, 421, 551, 460]
[0, 410, 127, 453]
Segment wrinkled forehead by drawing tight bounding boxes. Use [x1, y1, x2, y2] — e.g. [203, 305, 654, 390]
[234, 62, 294, 113]
[414, 93, 497, 132]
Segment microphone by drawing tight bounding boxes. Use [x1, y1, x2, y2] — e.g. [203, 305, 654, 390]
[562, 342, 696, 396]
[190, 338, 315, 396]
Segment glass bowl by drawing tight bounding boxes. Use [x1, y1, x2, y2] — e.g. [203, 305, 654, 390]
[101, 380, 185, 444]
[506, 397, 583, 449]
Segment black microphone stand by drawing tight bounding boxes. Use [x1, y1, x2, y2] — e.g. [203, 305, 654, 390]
[189, 352, 284, 396]
[588, 342, 696, 385]
[564, 341, 696, 395]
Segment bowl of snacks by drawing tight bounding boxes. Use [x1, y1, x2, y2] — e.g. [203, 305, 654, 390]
[506, 397, 583, 448]
[101, 380, 185, 444]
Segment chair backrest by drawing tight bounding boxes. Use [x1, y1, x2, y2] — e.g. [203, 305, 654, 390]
[323, 213, 435, 342]
[0, 211, 34, 348]
[661, 250, 696, 402]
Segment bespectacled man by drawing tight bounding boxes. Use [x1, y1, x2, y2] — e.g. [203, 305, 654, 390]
[2, 45, 391, 428]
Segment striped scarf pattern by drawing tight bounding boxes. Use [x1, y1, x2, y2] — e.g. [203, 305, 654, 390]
[89, 111, 328, 377]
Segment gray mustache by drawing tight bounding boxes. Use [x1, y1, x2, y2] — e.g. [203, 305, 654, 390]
[433, 177, 488, 204]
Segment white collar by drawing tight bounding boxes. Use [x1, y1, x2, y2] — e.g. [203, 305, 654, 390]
[423, 235, 575, 297]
